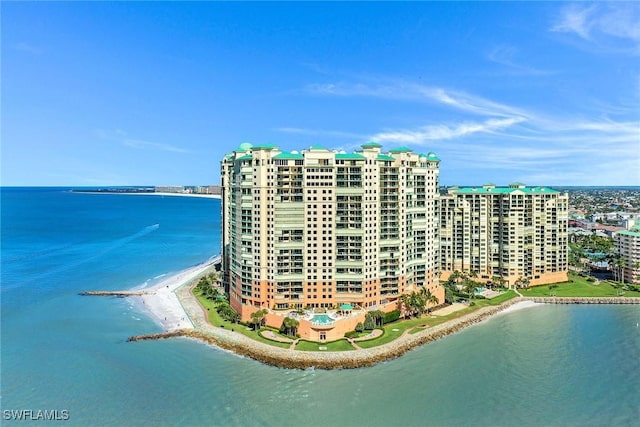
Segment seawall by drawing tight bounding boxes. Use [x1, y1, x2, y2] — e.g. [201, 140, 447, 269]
[127, 280, 640, 370]
[129, 297, 525, 370]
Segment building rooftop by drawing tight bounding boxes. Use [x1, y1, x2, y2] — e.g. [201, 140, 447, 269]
[361, 142, 383, 149]
[451, 185, 561, 195]
[389, 146, 413, 153]
[335, 153, 366, 160]
[617, 228, 640, 237]
[273, 152, 304, 160]
[252, 144, 277, 150]
[377, 154, 395, 161]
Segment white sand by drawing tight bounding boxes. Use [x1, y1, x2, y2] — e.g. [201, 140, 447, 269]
[137, 261, 216, 331]
[495, 299, 543, 316]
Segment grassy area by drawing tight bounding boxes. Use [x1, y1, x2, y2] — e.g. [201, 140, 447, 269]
[296, 339, 355, 351]
[193, 291, 291, 349]
[474, 290, 518, 306]
[519, 274, 640, 298]
[357, 316, 430, 348]
[360, 291, 519, 344]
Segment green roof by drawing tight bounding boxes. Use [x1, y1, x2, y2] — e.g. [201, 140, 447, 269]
[252, 144, 277, 150]
[361, 142, 382, 149]
[617, 229, 640, 237]
[426, 152, 440, 161]
[309, 144, 328, 151]
[452, 186, 560, 195]
[335, 153, 366, 160]
[389, 146, 413, 153]
[236, 154, 252, 161]
[237, 142, 253, 152]
[376, 154, 395, 161]
[273, 152, 304, 160]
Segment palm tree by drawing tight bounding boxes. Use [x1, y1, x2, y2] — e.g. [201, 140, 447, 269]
[250, 309, 268, 331]
[398, 293, 411, 319]
[282, 317, 299, 337]
[632, 261, 640, 284]
[369, 310, 385, 327]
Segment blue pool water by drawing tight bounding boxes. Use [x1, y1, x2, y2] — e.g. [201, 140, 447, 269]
[310, 314, 334, 325]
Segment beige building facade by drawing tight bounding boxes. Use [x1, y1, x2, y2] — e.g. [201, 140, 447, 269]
[615, 227, 640, 284]
[221, 142, 444, 322]
[439, 184, 569, 287]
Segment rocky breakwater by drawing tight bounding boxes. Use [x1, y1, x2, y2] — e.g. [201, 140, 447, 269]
[129, 291, 525, 370]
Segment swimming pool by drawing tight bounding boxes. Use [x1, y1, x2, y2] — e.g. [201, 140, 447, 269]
[310, 314, 334, 326]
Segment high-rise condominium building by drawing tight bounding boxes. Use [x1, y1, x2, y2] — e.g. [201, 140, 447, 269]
[439, 184, 569, 287]
[615, 226, 640, 284]
[221, 142, 443, 320]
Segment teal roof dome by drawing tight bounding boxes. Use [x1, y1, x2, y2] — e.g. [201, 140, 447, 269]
[237, 142, 253, 152]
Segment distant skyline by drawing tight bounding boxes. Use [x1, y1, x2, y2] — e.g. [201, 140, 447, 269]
[3, 2, 639, 186]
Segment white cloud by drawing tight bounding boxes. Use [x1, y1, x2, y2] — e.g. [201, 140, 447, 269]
[301, 76, 639, 184]
[551, 3, 640, 54]
[487, 45, 555, 76]
[551, 4, 597, 40]
[96, 129, 190, 153]
[275, 127, 364, 139]
[306, 80, 530, 118]
[122, 139, 190, 153]
[371, 117, 525, 144]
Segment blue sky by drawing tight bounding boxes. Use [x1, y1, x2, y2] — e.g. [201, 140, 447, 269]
[3, 2, 639, 186]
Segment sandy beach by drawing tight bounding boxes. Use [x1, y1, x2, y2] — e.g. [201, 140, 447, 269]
[495, 299, 543, 315]
[136, 260, 217, 331]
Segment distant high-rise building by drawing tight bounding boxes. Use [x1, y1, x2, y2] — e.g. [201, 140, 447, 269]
[439, 183, 569, 287]
[615, 226, 640, 284]
[221, 142, 443, 321]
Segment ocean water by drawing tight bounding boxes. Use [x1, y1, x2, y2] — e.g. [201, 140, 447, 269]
[2, 187, 639, 426]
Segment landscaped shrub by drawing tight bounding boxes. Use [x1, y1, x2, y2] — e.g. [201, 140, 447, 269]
[383, 309, 401, 324]
[344, 331, 359, 339]
[586, 276, 596, 282]
[355, 322, 364, 333]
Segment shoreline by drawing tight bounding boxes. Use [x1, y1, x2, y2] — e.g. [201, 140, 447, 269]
[126, 270, 640, 369]
[132, 260, 218, 331]
[73, 191, 221, 199]
[148, 287, 530, 369]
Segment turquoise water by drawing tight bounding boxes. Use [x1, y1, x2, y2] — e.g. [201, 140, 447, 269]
[310, 314, 334, 325]
[2, 188, 639, 426]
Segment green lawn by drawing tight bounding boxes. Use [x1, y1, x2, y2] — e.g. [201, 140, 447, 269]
[519, 274, 640, 298]
[296, 339, 355, 351]
[193, 291, 291, 349]
[360, 291, 519, 344]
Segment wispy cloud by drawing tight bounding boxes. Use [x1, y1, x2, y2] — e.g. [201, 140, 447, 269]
[300, 75, 639, 184]
[306, 81, 529, 118]
[551, 3, 640, 55]
[96, 129, 190, 153]
[370, 117, 525, 144]
[123, 139, 190, 153]
[487, 45, 555, 76]
[11, 42, 42, 55]
[275, 127, 364, 139]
